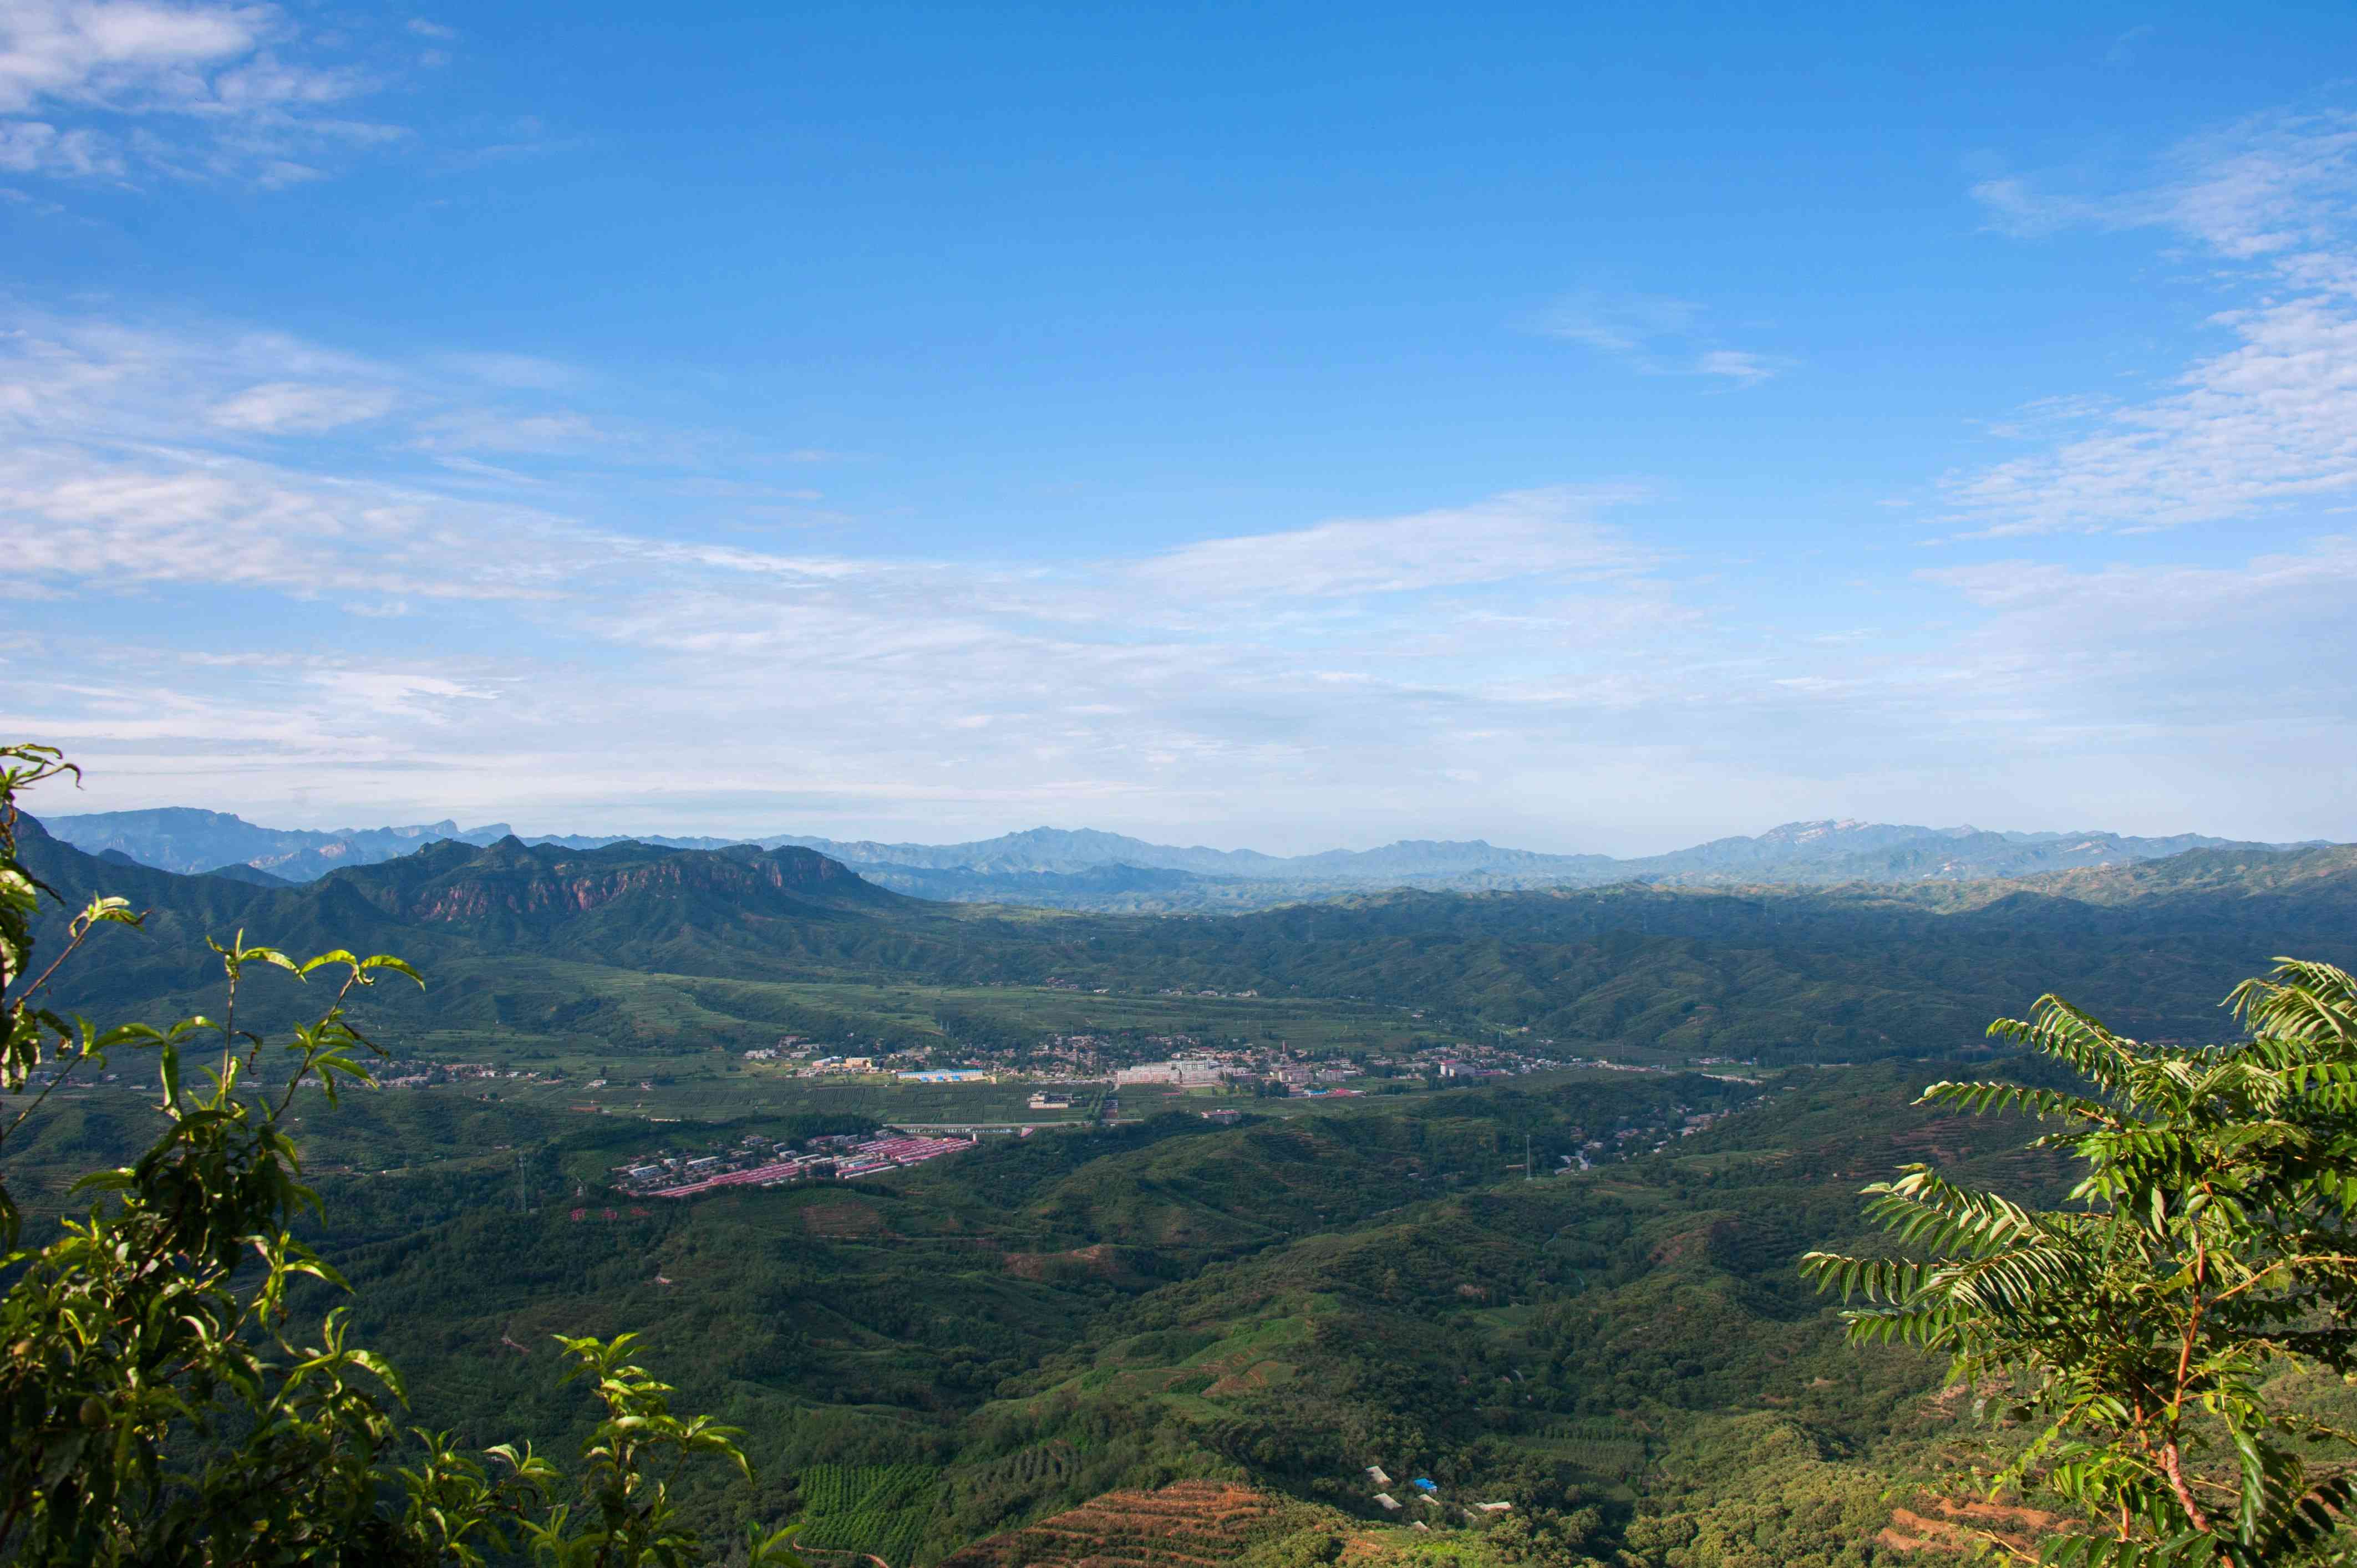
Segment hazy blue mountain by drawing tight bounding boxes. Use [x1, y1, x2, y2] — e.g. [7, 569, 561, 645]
[1285, 837, 1624, 877]
[852, 860, 1269, 911]
[1787, 828, 2294, 885]
[1619, 818, 1947, 875]
[773, 828, 1629, 882]
[45, 807, 516, 880]
[1613, 819, 2292, 885]
[816, 821, 2309, 907]
[505, 832, 754, 852]
[761, 826, 1292, 876]
[50, 806, 2327, 910]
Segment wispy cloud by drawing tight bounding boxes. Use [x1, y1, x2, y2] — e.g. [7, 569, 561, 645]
[1970, 107, 2357, 261]
[0, 0, 409, 187]
[1694, 349, 1774, 386]
[1133, 486, 1653, 600]
[208, 381, 398, 433]
[434, 350, 581, 391]
[1533, 291, 1785, 385]
[1909, 537, 2357, 748]
[1954, 108, 2357, 536]
[1536, 292, 1699, 355]
[1953, 297, 2357, 535]
[8, 300, 2350, 847]
[2104, 25, 2155, 68]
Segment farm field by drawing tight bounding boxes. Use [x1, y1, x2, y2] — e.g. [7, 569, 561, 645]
[938, 1482, 1304, 1568]
[796, 1463, 946, 1567]
[375, 975, 1452, 1081]
[1507, 1418, 1650, 1480]
[2, 1061, 1680, 1223]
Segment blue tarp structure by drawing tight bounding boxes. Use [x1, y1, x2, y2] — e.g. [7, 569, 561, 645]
[1412, 1478, 1436, 1493]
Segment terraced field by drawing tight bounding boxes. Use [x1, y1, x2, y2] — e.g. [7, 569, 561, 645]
[938, 1482, 1292, 1568]
[795, 1463, 945, 1567]
[1512, 1417, 1649, 1479]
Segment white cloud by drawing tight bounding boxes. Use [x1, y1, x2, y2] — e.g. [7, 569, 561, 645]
[307, 668, 495, 721]
[0, 1, 262, 114]
[8, 299, 2354, 849]
[208, 380, 397, 432]
[0, 1, 404, 187]
[1535, 292, 1698, 354]
[436, 350, 580, 390]
[1953, 297, 2357, 534]
[1906, 538, 2357, 758]
[0, 308, 1746, 841]
[1955, 108, 2357, 536]
[1134, 486, 1653, 599]
[0, 440, 581, 600]
[2104, 25, 2153, 68]
[1969, 109, 2357, 256]
[414, 408, 607, 456]
[1533, 292, 1780, 385]
[0, 116, 120, 174]
[1695, 349, 1774, 385]
[1968, 175, 2107, 239]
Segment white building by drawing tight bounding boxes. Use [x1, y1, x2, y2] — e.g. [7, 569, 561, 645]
[1115, 1058, 1229, 1088]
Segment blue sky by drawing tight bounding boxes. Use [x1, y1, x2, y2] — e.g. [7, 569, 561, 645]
[6, 1, 2357, 853]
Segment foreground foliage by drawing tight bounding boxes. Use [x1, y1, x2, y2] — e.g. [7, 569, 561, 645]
[1807, 961, 2357, 1565]
[0, 743, 799, 1565]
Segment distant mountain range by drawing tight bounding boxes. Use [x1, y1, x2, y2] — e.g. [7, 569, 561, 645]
[20, 812, 2357, 1068]
[41, 807, 2331, 913]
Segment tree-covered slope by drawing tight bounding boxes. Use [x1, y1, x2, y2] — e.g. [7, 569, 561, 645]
[24, 817, 2357, 1065]
[231, 1066, 2058, 1566]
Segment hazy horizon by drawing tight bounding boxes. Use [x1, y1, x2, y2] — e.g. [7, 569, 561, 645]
[34, 797, 2318, 866]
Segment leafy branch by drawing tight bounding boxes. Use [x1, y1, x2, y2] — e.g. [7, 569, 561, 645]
[0, 740, 806, 1566]
[1804, 965, 2357, 1566]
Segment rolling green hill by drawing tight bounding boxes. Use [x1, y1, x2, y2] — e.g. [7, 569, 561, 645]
[221, 1066, 2060, 1566]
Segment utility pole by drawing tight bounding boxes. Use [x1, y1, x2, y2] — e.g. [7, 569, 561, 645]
[1525, 1133, 1532, 1182]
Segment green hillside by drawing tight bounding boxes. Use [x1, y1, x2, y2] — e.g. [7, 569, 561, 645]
[171, 1068, 2044, 1565]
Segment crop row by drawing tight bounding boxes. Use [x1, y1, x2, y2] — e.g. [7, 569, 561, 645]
[797, 1463, 944, 1566]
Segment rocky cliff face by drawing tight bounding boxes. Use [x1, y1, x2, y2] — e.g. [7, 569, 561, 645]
[337, 837, 897, 929]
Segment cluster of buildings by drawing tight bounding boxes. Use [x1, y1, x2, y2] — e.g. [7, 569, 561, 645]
[377, 1061, 559, 1091]
[741, 1040, 921, 1076]
[1364, 1467, 1512, 1527]
[731, 1020, 1602, 1094]
[1114, 1057, 1232, 1087]
[616, 1130, 975, 1199]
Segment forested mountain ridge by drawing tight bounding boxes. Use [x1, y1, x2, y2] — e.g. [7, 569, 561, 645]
[19, 814, 2357, 1066]
[40, 804, 521, 880]
[47, 806, 2323, 912]
[336, 834, 910, 928]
